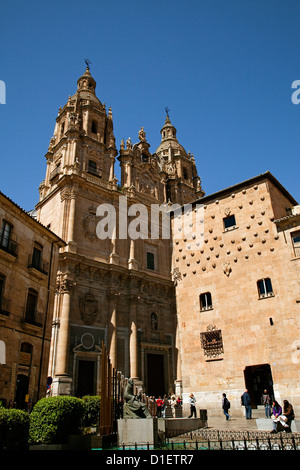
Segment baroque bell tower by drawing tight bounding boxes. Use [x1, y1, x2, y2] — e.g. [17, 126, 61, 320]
[37, 65, 117, 248]
[35, 66, 204, 398]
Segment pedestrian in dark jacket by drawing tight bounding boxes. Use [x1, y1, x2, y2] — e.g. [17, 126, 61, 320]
[222, 393, 230, 420]
[241, 389, 252, 419]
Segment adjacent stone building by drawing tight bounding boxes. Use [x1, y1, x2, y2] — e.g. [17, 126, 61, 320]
[35, 66, 203, 398]
[172, 172, 300, 417]
[0, 191, 64, 408]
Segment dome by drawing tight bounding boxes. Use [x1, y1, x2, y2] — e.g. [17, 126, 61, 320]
[155, 115, 187, 157]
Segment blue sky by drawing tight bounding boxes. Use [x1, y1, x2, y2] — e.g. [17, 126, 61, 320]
[0, 0, 299, 211]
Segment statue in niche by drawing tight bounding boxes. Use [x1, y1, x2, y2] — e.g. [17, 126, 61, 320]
[151, 313, 158, 331]
[123, 379, 151, 419]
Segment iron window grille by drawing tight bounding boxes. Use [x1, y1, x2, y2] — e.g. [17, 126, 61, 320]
[200, 328, 224, 358]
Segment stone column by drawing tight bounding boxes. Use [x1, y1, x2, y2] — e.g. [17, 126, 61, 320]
[108, 290, 119, 370]
[129, 296, 140, 380]
[128, 239, 138, 270]
[174, 325, 183, 397]
[55, 278, 74, 376]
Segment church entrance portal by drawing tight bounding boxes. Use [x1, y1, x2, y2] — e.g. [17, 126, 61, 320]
[76, 360, 95, 397]
[244, 364, 274, 408]
[147, 353, 165, 397]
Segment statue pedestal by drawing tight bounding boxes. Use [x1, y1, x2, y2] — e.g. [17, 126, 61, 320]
[117, 418, 163, 448]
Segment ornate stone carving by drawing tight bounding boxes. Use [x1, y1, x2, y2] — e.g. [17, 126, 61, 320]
[79, 292, 98, 325]
[82, 206, 98, 240]
[223, 261, 232, 277]
[171, 267, 182, 286]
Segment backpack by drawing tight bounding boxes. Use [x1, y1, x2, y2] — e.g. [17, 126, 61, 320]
[224, 398, 230, 409]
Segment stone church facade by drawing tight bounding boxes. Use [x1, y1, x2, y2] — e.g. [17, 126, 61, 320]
[33, 66, 299, 417]
[35, 66, 204, 398]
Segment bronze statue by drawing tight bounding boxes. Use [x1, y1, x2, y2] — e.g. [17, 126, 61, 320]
[123, 378, 151, 419]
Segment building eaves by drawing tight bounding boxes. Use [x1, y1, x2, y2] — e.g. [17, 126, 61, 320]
[0, 190, 66, 246]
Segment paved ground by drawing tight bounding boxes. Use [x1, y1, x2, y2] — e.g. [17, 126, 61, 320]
[206, 414, 260, 432]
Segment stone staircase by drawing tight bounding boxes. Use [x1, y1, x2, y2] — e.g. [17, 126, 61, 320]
[165, 404, 183, 418]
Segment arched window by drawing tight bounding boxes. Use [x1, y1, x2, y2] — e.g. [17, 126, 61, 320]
[200, 292, 213, 311]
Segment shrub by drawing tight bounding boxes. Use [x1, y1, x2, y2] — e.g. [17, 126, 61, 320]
[0, 408, 30, 450]
[29, 396, 85, 445]
[82, 395, 101, 428]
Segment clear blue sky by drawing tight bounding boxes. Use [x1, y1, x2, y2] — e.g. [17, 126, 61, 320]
[0, 0, 299, 211]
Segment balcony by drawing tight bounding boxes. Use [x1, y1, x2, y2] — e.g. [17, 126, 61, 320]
[0, 238, 18, 258]
[22, 307, 44, 328]
[28, 254, 49, 276]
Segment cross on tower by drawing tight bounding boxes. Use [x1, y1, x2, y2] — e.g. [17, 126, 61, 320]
[85, 59, 92, 69]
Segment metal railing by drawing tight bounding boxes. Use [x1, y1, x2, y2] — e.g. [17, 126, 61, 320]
[28, 254, 49, 275]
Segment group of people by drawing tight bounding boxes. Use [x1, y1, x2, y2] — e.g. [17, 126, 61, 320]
[222, 388, 295, 433]
[137, 393, 183, 418]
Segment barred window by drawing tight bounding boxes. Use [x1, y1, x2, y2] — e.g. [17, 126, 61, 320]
[200, 327, 224, 358]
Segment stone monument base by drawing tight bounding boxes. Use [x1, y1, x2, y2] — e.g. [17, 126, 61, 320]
[117, 417, 207, 448]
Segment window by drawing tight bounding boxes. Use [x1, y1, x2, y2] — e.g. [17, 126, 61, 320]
[24, 289, 42, 326]
[200, 292, 213, 311]
[292, 231, 300, 257]
[88, 160, 97, 175]
[147, 252, 155, 270]
[61, 122, 65, 136]
[0, 220, 12, 249]
[183, 168, 188, 179]
[257, 278, 273, 298]
[0, 220, 18, 257]
[0, 274, 10, 315]
[91, 121, 98, 134]
[223, 214, 236, 230]
[32, 244, 42, 269]
[200, 327, 224, 358]
[28, 243, 48, 275]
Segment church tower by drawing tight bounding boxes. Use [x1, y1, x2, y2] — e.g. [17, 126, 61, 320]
[35, 66, 203, 398]
[155, 113, 204, 204]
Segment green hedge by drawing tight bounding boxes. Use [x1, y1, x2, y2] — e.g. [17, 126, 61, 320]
[29, 396, 85, 445]
[0, 408, 30, 450]
[82, 395, 101, 428]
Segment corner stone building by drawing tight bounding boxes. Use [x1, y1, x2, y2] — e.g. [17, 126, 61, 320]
[0, 191, 64, 408]
[36, 66, 203, 397]
[172, 172, 300, 417]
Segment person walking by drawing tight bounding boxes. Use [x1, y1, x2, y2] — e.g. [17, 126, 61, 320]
[241, 389, 252, 419]
[188, 393, 197, 418]
[262, 389, 271, 418]
[222, 393, 231, 420]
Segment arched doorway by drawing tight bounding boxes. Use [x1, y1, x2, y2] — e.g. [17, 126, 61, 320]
[15, 374, 29, 410]
[244, 364, 274, 408]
